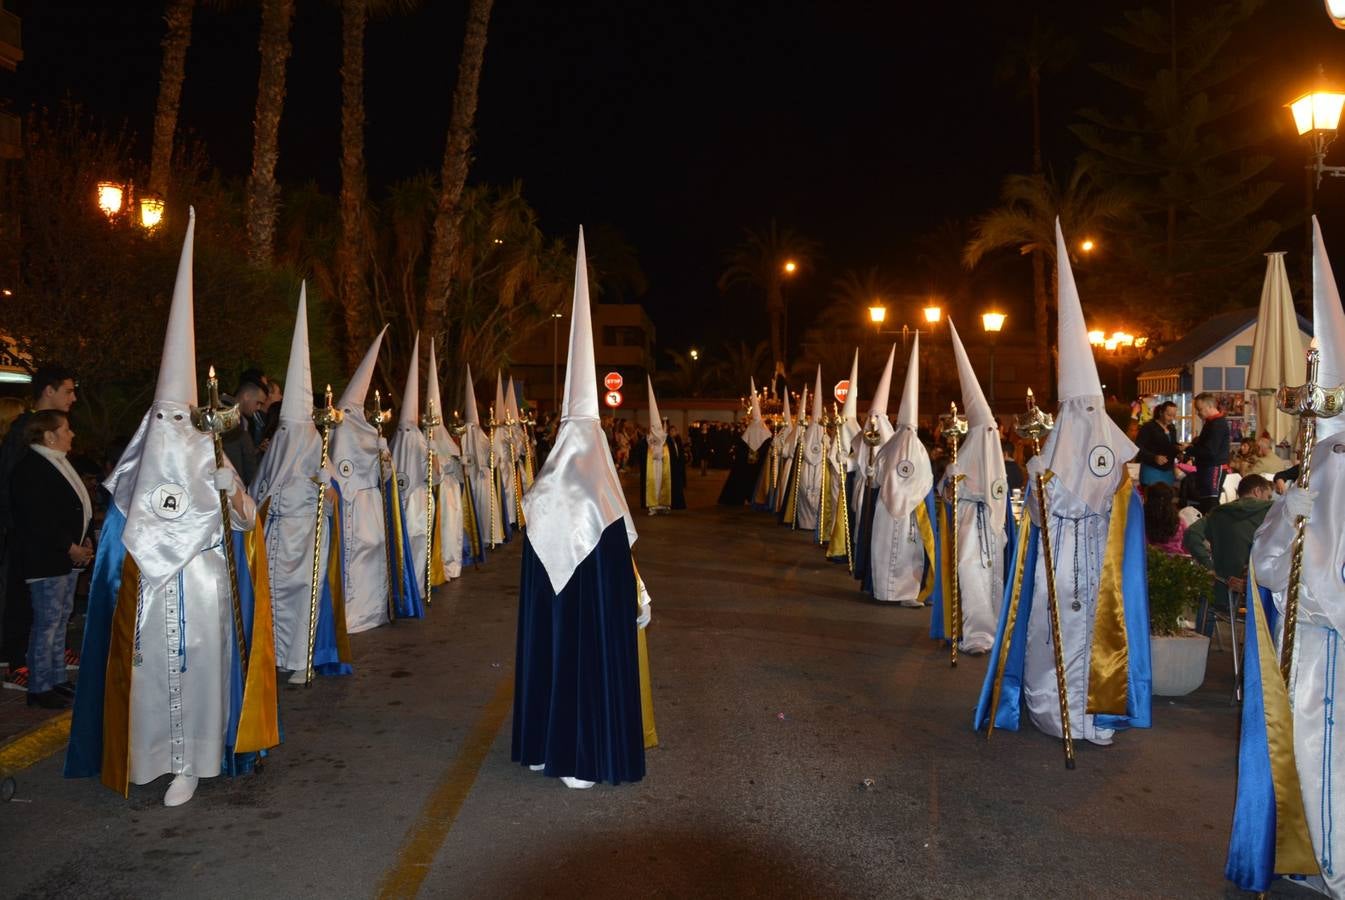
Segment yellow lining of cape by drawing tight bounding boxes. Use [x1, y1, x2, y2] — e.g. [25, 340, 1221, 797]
[915, 502, 936, 605]
[1250, 564, 1319, 873]
[986, 509, 1034, 737]
[236, 499, 279, 754]
[101, 553, 139, 795]
[430, 482, 447, 587]
[644, 444, 672, 508]
[1085, 473, 1133, 716]
[632, 560, 658, 750]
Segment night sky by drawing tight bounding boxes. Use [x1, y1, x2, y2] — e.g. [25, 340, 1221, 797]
[11, 1, 1345, 357]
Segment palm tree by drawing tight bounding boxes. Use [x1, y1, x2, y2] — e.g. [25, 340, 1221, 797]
[244, 0, 296, 267]
[658, 349, 722, 398]
[422, 0, 495, 346]
[718, 340, 771, 396]
[148, 0, 196, 201]
[718, 220, 819, 372]
[336, 0, 421, 371]
[964, 162, 1132, 383]
[829, 267, 895, 315]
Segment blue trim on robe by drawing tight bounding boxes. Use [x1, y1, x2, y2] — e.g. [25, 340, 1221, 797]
[929, 493, 949, 642]
[972, 482, 1151, 733]
[1226, 583, 1286, 892]
[462, 479, 488, 566]
[511, 520, 645, 785]
[66, 507, 279, 780]
[313, 483, 353, 676]
[384, 483, 424, 619]
[65, 506, 128, 778]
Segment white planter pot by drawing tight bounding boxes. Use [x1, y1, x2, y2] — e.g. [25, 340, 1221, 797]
[1150, 632, 1211, 697]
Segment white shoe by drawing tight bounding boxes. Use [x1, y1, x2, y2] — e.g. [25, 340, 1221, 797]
[288, 669, 309, 685]
[1086, 732, 1115, 747]
[163, 774, 199, 807]
[528, 763, 545, 772]
[560, 776, 595, 790]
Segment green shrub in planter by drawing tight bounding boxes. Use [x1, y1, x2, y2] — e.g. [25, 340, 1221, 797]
[1147, 547, 1211, 636]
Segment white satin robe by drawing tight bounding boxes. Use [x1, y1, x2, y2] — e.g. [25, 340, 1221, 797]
[330, 414, 391, 634]
[871, 427, 932, 605]
[794, 424, 825, 532]
[1251, 441, 1345, 897]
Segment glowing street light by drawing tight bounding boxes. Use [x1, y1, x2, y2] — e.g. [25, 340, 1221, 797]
[689, 348, 700, 361]
[1080, 238, 1096, 254]
[783, 260, 797, 274]
[868, 304, 887, 324]
[1087, 329, 1106, 347]
[96, 181, 124, 218]
[1330, 0, 1345, 28]
[1287, 70, 1345, 187]
[982, 311, 1006, 404]
[139, 195, 165, 230]
[922, 304, 942, 324]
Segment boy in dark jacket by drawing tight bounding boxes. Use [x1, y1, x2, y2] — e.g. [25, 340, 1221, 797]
[1183, 474, 1273, 634]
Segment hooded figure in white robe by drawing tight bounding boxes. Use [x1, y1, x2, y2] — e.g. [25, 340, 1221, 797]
[778, 384, 809, 523]
[491, 371, 519, 535]
[870, 336, 935, 605]
[391, 334, 433, 607]
[66, 209, 278, 808]
[425, 339, 464, 581]
[643, 376, 671, 513]
[770, 386, 797, 514]
[460, 364, 496, 559]
[249, 284, 351, 682]
[794, 368, 827, 533]
[1228, 218, 1345, 895]
[823, 351, 861, 557]
[506, 376, 534, 493]
[975, 220, 1151, 747]
[513, 227, 654, 788]
[330, 326, 408, 633]
[848, 344, 895, 585]
[933, 320, 1009, 654]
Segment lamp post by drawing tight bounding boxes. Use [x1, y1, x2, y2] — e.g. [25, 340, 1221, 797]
[96, 181, 124, 219]
[982, 311, 1006, 405]
[781, 259, 798, 372]
[1287, 74, 1345, 296]
[1088, 328, 1148, 400]
[551, 311, 564, 413]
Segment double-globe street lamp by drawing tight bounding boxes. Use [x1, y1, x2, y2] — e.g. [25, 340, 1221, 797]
[96, 180, 165, 230]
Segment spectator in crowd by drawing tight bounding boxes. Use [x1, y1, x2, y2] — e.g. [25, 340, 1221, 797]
[0, 365, 78, 678]
[667, 424, 687, 509]
[1183, 392, 1230, 513]
[1135, 400, 1180, 486]
[9, 410, 93, 708]
[1183, 473, 1274, 635]
[221, 379, 266, 485]
[1143, 482, 1188, 556]
[1001, 439, 1024, 495]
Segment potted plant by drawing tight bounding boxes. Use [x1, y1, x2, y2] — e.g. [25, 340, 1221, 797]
[1147, 547, 1213, 696]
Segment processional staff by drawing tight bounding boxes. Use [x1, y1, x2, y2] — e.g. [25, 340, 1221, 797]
[368, 390, 397, 626]
[303, 385, 343, 686]
[1014, 388, 1074, 770]
[939, 401, 968, 668]
[190, 366, 249, 680]
[421, 397, 441, 606]
[1275, 341, 1344, 685]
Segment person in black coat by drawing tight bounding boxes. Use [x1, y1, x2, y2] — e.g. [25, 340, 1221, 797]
[1136, 400, 1181, 487]
[667, 425, 687, 509]
[9, 410, 92, 708]
[1184, 392, 1230, 513]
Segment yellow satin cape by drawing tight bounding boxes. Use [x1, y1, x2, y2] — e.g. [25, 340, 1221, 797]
[644, 445, 672, 508]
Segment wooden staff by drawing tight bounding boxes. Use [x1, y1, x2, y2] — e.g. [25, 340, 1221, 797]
[1015, 387, 1074, 769]
[304, 385, 343, 685]
[368, 390, 397, 625]
[940, 402, 968, 667]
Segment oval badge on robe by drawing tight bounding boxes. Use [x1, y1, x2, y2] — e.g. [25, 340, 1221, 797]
[396, 472, 408, 493]
[990, 477, 1008, 501]
[150, 483, 189, 520]
[1088, 445, 1115, 478]
[897, 459, 915, 479]
[338, 459, 354, 479]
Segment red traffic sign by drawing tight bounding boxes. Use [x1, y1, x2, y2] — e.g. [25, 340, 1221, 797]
[834, 379, 850, 404]
[604, 390, 623, 408]
[604, 371, 624, 391]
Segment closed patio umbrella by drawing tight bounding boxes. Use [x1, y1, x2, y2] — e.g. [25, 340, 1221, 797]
[1247, 251, 1304, 447]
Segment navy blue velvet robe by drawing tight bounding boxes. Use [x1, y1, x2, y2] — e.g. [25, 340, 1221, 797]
[511, 519, 645, 785]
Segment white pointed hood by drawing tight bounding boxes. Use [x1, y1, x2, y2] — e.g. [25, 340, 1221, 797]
[776, 383, 797, 450]
[251, 281, 325, 509]
[840, 348, 861, 451]
[945, 319, 1007, 526]
[867, 343, 897, 442]
[1313, 218, 1345, 440]
[801, 366, 825, 465]
[460, 363, 490, 476]
[897, 334, 919, 428]
[506, 376, 521, 422]
[1032, 219, 1136, 514]
[878, 335, 932, 520]
[105, 207, 227, 589]
[743, 377, 771, 451]
[851, 344, 896, 501]
[330, 325, 388, 494]
[425, 338, 459, 464]
[392, 332, 428, 496]
[494, 370, 507, 425]
[646, 375, 666, 448]
[279, 282, 314, 424]
[521, 227, 636, 594]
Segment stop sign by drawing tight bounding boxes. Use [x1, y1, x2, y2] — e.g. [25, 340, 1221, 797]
[834, 380, 850, 404]
[604, 371, 623, 392]
[604, 390, 623, 408]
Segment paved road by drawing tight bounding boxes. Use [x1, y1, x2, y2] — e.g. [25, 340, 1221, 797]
[0, 471, 1290, 898]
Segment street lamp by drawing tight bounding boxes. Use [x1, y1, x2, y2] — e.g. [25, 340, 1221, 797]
[1288, 79, 1345, 187]
[1327, 0, 1345, 29]
[783, 260, 797, 274]
[689, 348, 699, 361]
[981, 311, 1006, 405]
[923, 304, 942, 325]
[551, 311, 564, 412]
[1087, 326, 1147, 399]
[139, 194, 165, 230]
[868, 305, 887, 325]
[96, 181, 124, 219]
[1080, 238, 1096, 254]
